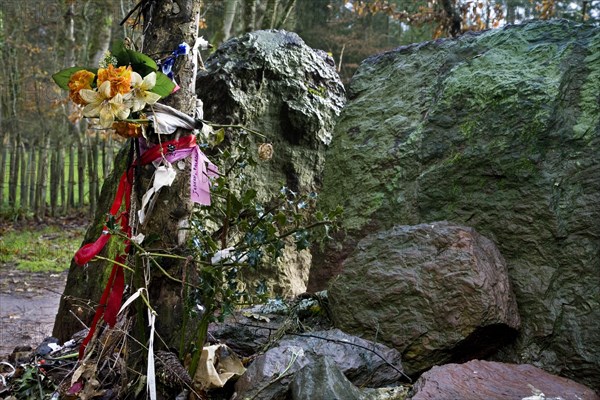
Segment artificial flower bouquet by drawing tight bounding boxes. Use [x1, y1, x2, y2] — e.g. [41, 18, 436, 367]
[53, 41, 176, 137]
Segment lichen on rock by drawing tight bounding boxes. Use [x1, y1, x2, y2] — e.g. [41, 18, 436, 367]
[312, 19, 600, 390]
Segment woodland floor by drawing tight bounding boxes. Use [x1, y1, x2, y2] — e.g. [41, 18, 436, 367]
[0, 217, 87, 358]
[0, 263, 66, 356]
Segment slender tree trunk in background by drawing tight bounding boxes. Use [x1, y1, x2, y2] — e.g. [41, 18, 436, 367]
[8, 138, 18, 209]
[244, 0, 257, 32]
[50, 145, 59, 216]
[223, 0, 238, 41]
[36, 136, 50, 219]
[105, 135, 114, 178]
[0, 136, 6, 208]
[28, 148, 36, 212]
[101, 138, 106, 179]
[8, 133, 18, 208]
[506, 0, 517, 24]
[58, 146, 65, 212]
[19, 139, 28, 210]
[263, 0, 280, 29]
[34, 147, 40, 213]
[87, 134, 97, 216]
[277, 0, 296, 29]
[77, 134, 86, 208]
[65, 143, 75, 213]
[91, 15, 113, 67]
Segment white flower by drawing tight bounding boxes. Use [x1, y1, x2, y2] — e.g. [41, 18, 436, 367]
[126, 71, 162, 112]
[79, 81, 130, 128]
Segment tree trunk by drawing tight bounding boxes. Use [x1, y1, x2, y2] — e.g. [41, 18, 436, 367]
[65, 143, 75, 213]
[244, 0, 257, 32]
[8, 134, 18, 209]
[36, 136, 50, 219]
[87, 133, 97, 216]
[28, 147, 36, 212]
[263, 0, 280, 29]
[105, 135, 114, 177]
[77, 134, 86, 208]
[50, 144, 59, 216]
[223, 0, 238, 41]
[0, 135, 6, 209]
[137, 0, 203, 357]
[19, 140, 28, 211]
[54, 2, 205, 396]
[58, 146, 65, 213]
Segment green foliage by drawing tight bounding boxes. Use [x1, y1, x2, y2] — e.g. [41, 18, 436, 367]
[52, 40, 175, 98]
[9, 363, 57, 399]
[184, 127, 341, 374]
[111, 40, 158, 75]
[110, 40, 175, 97]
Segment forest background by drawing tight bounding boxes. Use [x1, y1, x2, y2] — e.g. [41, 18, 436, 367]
[0, 0, 598, 220]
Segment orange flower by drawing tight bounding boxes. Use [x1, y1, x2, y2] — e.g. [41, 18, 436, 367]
[68, 70, 95, 106]
[97, 64, 132, 97]
[112, 121, 145, 138]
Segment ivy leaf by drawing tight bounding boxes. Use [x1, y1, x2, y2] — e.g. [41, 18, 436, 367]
[111, 40, 160, 76]
[111, 40, 130, 66]
[127, 49, 159, 75]
[211, 128, 225, 146]
[151, 71, 176, 98]
[274, 211, 287, 226]
[52, 67, 96, 90]
[241, 189, 257, 205]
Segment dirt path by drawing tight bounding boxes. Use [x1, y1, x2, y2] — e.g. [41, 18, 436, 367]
[0, 263, 67, 357]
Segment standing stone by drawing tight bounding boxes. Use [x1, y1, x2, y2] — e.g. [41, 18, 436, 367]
[329, 222, 520, 376]
[197, 30, 345, 296]
[312, 20, 600, 389]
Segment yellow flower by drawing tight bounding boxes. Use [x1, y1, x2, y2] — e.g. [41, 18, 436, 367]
[79, 81, 130, 128]
[126, 71, 162, 112]
[97, 64, 132, 97]
[68, 70, 95, 106]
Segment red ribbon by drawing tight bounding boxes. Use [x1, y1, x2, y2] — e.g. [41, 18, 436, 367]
[75, 135, 196, 359]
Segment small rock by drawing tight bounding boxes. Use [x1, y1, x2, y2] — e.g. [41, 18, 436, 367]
[290, 356, 362, 400]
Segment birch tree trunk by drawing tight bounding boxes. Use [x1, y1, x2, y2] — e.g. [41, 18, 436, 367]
[36, 136, 50, 220]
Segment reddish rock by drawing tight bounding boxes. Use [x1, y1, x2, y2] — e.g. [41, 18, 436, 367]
[411, 360, 600, 400]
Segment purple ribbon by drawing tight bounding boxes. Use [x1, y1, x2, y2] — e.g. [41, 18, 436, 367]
[157, 146, 218, 205]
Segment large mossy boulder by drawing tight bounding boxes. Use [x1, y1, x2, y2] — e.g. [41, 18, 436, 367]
[311, 20, 600, 389]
